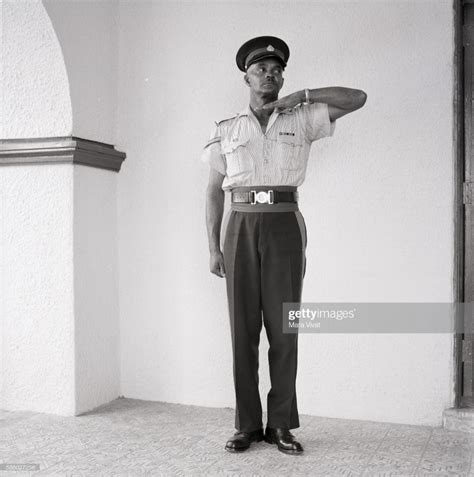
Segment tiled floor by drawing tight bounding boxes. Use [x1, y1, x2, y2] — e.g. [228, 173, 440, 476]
[0, 398, 473, 476]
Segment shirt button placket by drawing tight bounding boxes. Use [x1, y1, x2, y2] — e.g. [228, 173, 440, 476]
[263, 136, 270, 183]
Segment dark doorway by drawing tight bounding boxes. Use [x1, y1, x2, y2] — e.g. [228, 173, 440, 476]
[456, 0, 474, 408]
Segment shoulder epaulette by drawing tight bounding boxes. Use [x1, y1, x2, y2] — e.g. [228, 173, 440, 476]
[214, 113, 239, 126]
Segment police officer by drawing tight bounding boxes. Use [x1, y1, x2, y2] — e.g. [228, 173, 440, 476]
[201, 36, 367, 454]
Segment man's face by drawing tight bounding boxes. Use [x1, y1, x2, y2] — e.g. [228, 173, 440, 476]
[244, 58, 285, 96]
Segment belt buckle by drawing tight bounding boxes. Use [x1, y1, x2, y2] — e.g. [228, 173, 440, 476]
[250, 190, 274, 204]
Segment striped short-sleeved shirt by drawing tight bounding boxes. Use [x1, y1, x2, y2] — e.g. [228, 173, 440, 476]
[201, 102, 336, 191]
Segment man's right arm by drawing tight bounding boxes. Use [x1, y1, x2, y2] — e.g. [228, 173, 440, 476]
[205, 167, 226, 277]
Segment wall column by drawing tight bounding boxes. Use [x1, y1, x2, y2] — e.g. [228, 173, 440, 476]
[0, 136, 125, 416]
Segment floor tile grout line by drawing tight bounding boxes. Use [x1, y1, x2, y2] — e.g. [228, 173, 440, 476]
[467, 447, 473, 476]
[412, 425, 433, 476]
[300, 416, 333, 461]
[359, 426, 392, 477]
[196, 455, 229, 475]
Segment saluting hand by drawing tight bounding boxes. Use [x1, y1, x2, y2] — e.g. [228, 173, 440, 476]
[257, 91, 304, 113]
[210, 250, 226, 278]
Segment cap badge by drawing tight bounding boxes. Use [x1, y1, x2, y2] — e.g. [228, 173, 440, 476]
[266, 45, 275, 52]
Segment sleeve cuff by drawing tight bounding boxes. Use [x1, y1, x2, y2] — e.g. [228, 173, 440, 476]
[201, 143, 226, 175]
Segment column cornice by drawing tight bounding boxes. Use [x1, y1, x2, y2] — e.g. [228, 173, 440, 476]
[0, 136, 126, 172]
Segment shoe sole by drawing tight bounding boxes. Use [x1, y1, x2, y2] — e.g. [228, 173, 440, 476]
[263, 435, 304, 455]
[225, 435, 264, 452]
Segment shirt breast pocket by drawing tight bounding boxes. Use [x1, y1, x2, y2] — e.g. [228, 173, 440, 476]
[222, 138, 253, 177]
[276, 135, 304, 170]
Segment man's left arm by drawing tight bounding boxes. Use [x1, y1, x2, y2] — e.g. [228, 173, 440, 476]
[261, 87, 367, 120]
[305, 87, 367, 121]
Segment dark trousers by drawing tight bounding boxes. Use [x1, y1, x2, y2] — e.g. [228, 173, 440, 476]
[222, 195, 307, 433]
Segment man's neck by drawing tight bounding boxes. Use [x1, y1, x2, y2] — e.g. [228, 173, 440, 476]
[249, 93, 277, 122]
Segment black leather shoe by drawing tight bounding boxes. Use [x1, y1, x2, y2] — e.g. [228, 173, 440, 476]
[225, 428, 264, 452]
[264, 427, 304, 454]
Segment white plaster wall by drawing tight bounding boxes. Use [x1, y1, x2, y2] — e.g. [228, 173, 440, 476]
[0, 161, 121, 416]
[0, 165, 75, 414]
[0, 0, 72, 138]
[40, 0, 122, 412]
[116, 0, 455, 425]
[0, 0, 75, 414]
[42, 0, 119, 145]
[74, 165, 120, 414]
[0, 0, 121, 415]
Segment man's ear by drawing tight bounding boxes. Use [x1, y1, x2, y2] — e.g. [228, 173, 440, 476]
[243, 74, 250, 87]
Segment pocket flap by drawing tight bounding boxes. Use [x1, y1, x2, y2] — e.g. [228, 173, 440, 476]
[277, 135, 303, 147]
[222, 139, 249, 153]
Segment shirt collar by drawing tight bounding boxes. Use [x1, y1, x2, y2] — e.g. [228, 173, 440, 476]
[237, 104, 252, 117]
[237, 104, 295, 117]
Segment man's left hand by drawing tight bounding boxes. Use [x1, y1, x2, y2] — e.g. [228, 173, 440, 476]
[257, 91, 304, 113]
